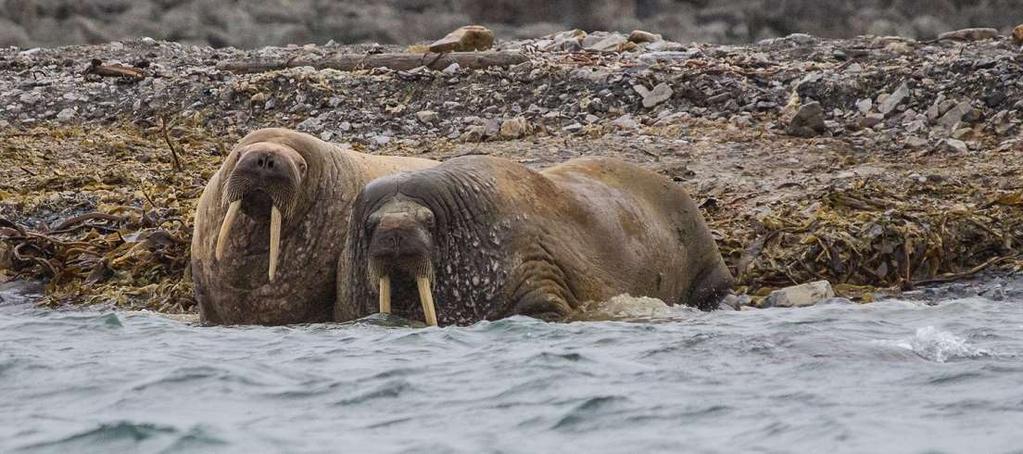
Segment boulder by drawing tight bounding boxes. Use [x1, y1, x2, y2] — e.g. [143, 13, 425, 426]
[762, 281, 836, 308]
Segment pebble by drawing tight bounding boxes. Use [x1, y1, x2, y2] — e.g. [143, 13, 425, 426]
[634, 83, 673, 108]
[941, 138, 969, 153]
[786, 102, 827, 137]
[628, 30, 661, 44]
[585, 33, 628, 52]
[855, 98, 872, 114]
[55, 107, 76, 122]
[442, 63, 460, 74]
[416, 110, 438, 124]
[859, 113, 884, 128]
[297, 117, 322, 133]
[878, 82, 909, 116]
[563, 122, 584, 133]
[611, 114, 639, 129]
[936, 100, 972, 129]
[1014, 24, 1023, 45]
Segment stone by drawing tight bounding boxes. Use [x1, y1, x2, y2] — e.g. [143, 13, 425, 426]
[859, 113, 884, 128]
[585, 33, 628, 52]
[442, 63, 460, 74]
[878, 82, 909, 116]
[784, 33, 816, 45]
[499, 116, 528, 139]
[56, 108, 76, 122]
[627, 30, 661, 44]
[483, 118, 501, 138]
[428, 25, 494, 53]
[936, 100, 972, 129]
[786, 102, 827, 137]
[762, 280, 835, 308]
[563, 122, 584, 133]
[415, 110, 438, 124]
[905, 136, 929, 148]
[611, 114, 639, 129]
[1013, 24, 1023, 45]
[938, 27, 999, 42]
[297, 117, 322, 133]
[941, 138, 968, 153]
[633, 82, 673, 108]
[551, 29, 586, 44]
[462, 125, 485, 142]
[855, 98, 872, 114]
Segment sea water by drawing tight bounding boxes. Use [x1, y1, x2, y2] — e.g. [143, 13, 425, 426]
[1, 279, 1022, 453]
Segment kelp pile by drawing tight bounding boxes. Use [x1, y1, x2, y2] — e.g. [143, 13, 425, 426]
[713, 177, 1023, 300]
[1, 120, 1021, 312]
[0, 123, 227, 312]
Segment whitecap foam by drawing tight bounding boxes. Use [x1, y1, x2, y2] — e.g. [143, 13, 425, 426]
[887, 326, 991, 363]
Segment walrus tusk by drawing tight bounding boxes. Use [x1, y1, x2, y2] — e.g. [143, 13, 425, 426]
[269, 205, 281, 281]
[417, 276, 438, 326]
[215, 200, 242, 261]
[379, 275, 391, 314]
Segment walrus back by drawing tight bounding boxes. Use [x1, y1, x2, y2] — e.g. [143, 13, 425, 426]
[541, 157, 734, 310]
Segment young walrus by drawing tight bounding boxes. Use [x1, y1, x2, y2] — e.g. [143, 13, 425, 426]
[191, 128, 436, 325]
[335, 155, 734, 326]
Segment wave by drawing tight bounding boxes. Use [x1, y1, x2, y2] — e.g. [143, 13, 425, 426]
[884, 326, 992, 363]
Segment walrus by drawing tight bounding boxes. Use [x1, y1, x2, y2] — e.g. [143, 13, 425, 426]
[335, 155, 734, 326]
[191, 128, 436, 325]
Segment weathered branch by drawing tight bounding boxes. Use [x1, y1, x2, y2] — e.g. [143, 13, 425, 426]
[84, 59, 145, 80]
[216, 51, 529, 73]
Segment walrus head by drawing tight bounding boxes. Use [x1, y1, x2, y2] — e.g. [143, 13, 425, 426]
[364, 197, 439, 326]
[215, 141, 308, 281]
[341, 160, 511, 327]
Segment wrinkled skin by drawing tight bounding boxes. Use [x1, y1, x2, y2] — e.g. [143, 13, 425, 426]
[191, 128, 436, 325]
[335, 155, 734, 326]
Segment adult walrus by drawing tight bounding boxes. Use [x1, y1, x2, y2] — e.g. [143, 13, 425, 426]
[191, 128, 436, 325]
[335, 155, 734, 326]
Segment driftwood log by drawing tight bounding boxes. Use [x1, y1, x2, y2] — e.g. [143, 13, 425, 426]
[216, 51, 529, 73]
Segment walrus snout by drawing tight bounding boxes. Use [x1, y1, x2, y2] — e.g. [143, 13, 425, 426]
[365, 200, 438, 326]
[215, 143, 308, 282]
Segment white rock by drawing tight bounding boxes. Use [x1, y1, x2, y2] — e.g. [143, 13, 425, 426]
[942, 138, 968, 153]
[634, 82, 673, 108]
[611, 114, 639, 129]
[415, 110, 439, 124]
[879, 82, 909, 116]
[56, 108, 76, 122]
[763, 280, 836, 308]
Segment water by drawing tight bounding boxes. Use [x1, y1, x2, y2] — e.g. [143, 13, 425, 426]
[2, 282, 1023, 453]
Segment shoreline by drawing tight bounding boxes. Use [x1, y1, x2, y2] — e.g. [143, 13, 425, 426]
[1, 31, 1021, 313]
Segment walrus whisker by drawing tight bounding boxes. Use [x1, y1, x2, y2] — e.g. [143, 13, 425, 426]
[379, 275, 391, 314]
[417, 276, 438, 326]
[269, 205, 281, 281]
[215, 200, 242, 261]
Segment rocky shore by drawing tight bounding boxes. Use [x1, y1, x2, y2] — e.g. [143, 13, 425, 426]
[1, 29, 1021, 312]
[3, 0, 1022, 49]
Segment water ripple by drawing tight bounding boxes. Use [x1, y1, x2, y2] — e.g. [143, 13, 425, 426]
[1, 284, 1022, 453]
